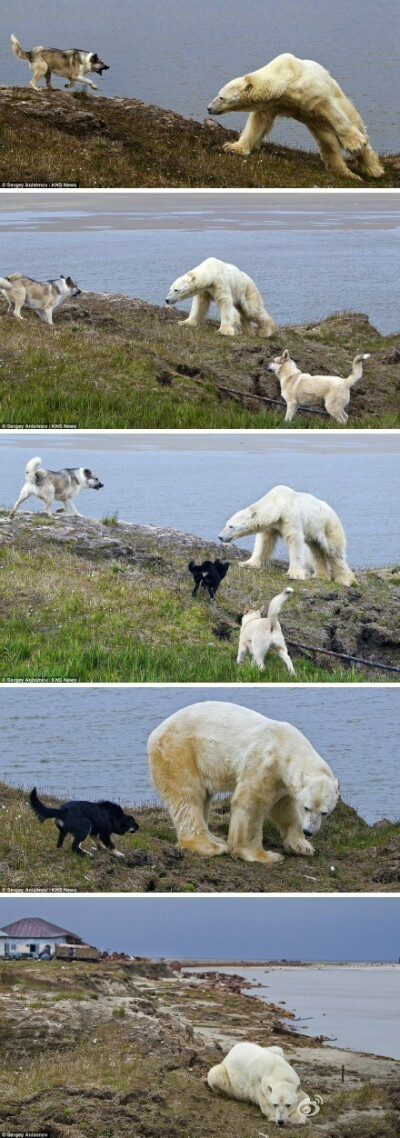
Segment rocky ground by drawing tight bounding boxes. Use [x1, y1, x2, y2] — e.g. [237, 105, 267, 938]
[1, 87, 399, 188]
[1, 782, 399, 894]
[0, 293, 399, 428]
[0, 959, 398, 1137]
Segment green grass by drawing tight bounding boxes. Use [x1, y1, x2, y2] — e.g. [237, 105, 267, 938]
[0, 298, 398, 429]
[0, 518, 398, 683]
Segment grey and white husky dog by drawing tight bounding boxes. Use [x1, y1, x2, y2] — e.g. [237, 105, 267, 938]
[10, 457, 104, 518]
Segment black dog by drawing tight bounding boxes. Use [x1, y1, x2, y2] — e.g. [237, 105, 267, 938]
[29, 787, 139, 858]
[188, 558, 230, 599]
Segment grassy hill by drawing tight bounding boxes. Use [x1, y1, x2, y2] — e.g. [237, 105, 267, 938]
[0, 513, 399, 682]
[1, 781, 399, 893]
[0, 86, 399, 188]
[0, 294, 399, 429]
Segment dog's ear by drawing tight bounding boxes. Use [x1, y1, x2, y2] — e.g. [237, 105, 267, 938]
[282, 348, 290, 360]
[83, 468, 91, 477]
[91, 53, 99, 62]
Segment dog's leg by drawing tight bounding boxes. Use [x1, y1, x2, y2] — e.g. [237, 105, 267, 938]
[284, 399, 299, 422]
[78, 75, 98, 90]
[97, 831, 125, 860]
[228, 779, 284, 864]
[191, 582, 200, 596]
[71, 827, 93, 856]
[267, 796, 314, 856]
[236, 632, 250, 664]
[275, 644, 296, 675]
[309, 125, 362, 180]
[239, 530, 277, 568]
[9, 484, 35, 518]
[30, 63, 48, 91]
[65, 499, 81, 517]
[325, 395, 348, 424]
[37, 307, 54, 325]
[56, 824, 67, 849]
[223, 109, 276, 155]
[44, 69, 54, 90]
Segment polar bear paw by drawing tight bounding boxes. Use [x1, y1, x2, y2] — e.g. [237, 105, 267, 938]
[223, 140, 250, 156]
[285, 837, 315, 856]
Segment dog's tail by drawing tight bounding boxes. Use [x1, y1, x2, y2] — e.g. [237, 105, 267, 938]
[29, 787, 62, 822]
[347, 353, 370, 387]
[264, 587, 293, 630]
[25, 456, 42, 482]
[0, 276, 13, 291]
[11, 34, 32, 61]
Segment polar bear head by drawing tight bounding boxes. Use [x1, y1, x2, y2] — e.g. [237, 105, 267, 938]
[165, 273, 198, 304]
[297, 774, 339, 836]
[218, 494, 281, 543]
[260, 1077, 302, 1126]
[208, 75, 260, 115]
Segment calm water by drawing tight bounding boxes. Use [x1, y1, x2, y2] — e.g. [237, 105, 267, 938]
[1, 434, 399, 568]
[0, 687, 398, 824]
[214, 967, 400, 1060]
[1, 205, 399, 333]
[2, 0, 399, 153]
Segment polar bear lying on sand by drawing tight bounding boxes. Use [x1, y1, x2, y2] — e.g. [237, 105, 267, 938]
[165, 256, 275, 337]
[208, 1042, 308, 1126]
[207, 53, 384, 182]
[148, 701, 339, 862]
[219, 484, 355, 585]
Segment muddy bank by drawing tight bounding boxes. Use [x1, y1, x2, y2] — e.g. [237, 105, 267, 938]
[0, 959, 398, 1137]
[1, 87, 399, 189]
[1, 782, 399, 894]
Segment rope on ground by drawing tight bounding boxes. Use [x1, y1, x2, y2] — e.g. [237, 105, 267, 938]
[185, 372, 328, 417]
[286, 639, 400, 674]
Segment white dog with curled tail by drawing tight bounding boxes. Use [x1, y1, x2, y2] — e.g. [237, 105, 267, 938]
[237, 587, 295, 674]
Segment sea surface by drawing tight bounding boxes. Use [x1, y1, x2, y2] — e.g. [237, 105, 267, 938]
[0, 197, 399, 333]
[1, 434, 399, 569]
[208, 966, 400, 1060]
[2, 0, 399, 153]
[0, 687, 399, 824]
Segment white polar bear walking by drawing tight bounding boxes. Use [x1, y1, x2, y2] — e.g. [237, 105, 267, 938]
[207, 53, 384, 182]
[147, 701, 339, 862]
[218, 484, 355, 585]
[208, 1042, 307, 1126]
[165, 257, 275, 337]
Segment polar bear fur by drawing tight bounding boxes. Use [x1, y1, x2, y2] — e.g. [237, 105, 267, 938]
[165, 257, 275, 337]
[148, 701, 339, 862]
[208, 1042, 307, 1125]
[218, 484, 355, 585]
[207, 53, 384, 182]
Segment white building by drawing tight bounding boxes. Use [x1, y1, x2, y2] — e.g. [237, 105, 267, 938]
[0, 917, 84, 958]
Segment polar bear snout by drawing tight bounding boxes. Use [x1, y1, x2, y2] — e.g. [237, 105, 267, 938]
[208, 95, 224, 115]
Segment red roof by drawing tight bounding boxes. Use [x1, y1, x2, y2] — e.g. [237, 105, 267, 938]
[0, 917, 83, 942]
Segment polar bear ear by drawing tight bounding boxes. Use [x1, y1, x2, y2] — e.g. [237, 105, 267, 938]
[250, 509, 257, 518]
[243, 76, 253, 91]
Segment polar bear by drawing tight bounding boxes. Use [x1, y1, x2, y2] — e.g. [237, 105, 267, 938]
[207, 53, 384, 182]
[218, 484, 355, 585]
[147, 701, 339, 862]
[165, 257, 275, 337]
[208, 1042, 307, 1126]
